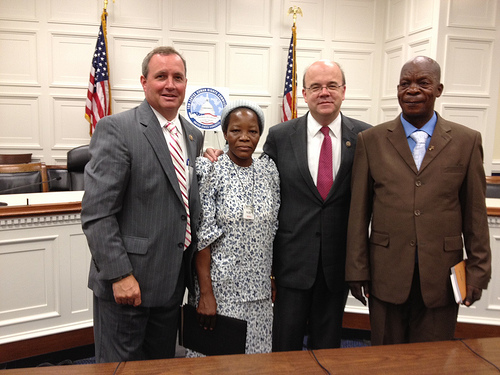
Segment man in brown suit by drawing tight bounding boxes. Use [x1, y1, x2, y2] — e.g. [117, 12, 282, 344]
[345, 56, 491, 345]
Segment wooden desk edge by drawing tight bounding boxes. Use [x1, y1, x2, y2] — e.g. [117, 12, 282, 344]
[2, 315, 499, 364]
[0, 202, 82, 218]
[0, 201, 498, 218]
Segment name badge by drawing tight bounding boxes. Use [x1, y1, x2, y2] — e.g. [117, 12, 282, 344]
[242, 204, 255, 220]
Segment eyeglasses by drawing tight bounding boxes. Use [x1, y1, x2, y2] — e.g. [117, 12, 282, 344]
[304, 84, 345, 94]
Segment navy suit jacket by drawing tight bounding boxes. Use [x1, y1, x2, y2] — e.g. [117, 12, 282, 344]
[264, 113, 371, 293]
[82, 100, 203, 307]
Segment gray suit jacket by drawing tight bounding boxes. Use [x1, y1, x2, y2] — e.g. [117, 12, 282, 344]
[82, 100, 203, 307]
[346, 114, 491, 308]
[263, 113, 371, 293]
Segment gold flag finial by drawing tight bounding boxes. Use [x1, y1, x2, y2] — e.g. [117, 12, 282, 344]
[287, 6, 303, 26]
[103, 0, 115, 11]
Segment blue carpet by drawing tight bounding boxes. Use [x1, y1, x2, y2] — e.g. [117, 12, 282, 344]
[341, 339, 370, 348]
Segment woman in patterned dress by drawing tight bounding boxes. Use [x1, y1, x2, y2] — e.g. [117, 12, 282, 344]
[187, 100, 280, 356]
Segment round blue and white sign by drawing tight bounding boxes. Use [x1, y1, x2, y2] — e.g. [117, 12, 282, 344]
[186, 87, 227, 131]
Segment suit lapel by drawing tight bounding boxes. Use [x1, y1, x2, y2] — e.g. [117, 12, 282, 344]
[418, 114, 451, 173]
[387, 114, 453, 174]
[386, 117, 419, 174]
[139, 101, 183, 202]
[329, 115, 357, 198]
[179, 116, 199, 168]
[289, 116, 323, 201]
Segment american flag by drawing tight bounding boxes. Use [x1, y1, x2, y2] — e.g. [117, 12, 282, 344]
[281, 31, 297, 122]
[85, 10, 111, 135]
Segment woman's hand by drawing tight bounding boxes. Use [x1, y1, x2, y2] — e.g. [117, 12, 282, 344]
[271, 276, 277, 303]
[197, 292, 217, 330]
[195, 247, 217, 330]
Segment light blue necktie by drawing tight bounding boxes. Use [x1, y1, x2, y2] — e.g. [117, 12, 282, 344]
[410, 131, 428, 170]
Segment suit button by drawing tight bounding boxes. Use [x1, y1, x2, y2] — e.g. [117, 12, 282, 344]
[410, 240, 416, 246]
[315, 232, 321, 237]
[178, 243, 184, 249]
[415, 180, 422, 187]
[414, 210, 421, 216]
[181, 215, 187, 221]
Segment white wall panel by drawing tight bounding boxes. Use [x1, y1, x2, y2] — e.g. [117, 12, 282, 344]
[408, 0, 433, 34]
[227, 0, 272, 37]
[226, 44, 271, 96]
[111, 0, 162, 30]
[440, 104, 488, 135]
[254, 102, 271, 153]
[172, 40, 217, 86]
[281, 0, 325, 40]
[112, 97, 145, 114]
[69, 233, 91, 314]
[333, 0, 377, 43]
[0, 209, 94, 344]
[0, 96, 40, 148]
[170, 0, 218, 34]
[50, 33, 97, 88]
[380, 105, 400, 122]
[294, 48, 324, 96]
[385, 0, 406, 41]
[408, 38, 431, 58]
[444, 37, 493, 96]
[448, 0, 496, 30]
[340, 106, 371, 123]
[334, 50, 374, 99]
[486, 227, 500, 311]
[382, 46, 403, 98]
[51, 96, 92, 148]
[48, 0, 100, 25]
[0, 0, 37, 21]
[112, 37, 160, 90]
[0, 236, 59, 326]
[0, 31, 38, 86]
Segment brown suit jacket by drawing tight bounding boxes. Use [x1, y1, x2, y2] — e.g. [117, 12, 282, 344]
[345, 113, 491, 308]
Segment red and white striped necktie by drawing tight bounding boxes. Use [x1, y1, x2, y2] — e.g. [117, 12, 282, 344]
[166, 122, 191, 250]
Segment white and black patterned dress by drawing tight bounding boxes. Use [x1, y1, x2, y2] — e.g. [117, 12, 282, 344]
[186, 153, 280, 356]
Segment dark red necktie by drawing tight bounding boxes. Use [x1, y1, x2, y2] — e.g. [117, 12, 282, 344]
[317, 126, 333, 200]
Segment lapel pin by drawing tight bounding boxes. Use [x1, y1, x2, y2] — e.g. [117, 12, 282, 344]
[189, 134, 194, 141]
[428, 146, 434, 151]
[346, 141, 352, 147]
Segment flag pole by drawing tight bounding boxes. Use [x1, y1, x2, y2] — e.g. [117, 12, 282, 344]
[101, 5, 111, 119]
[287, 6, 302, 120]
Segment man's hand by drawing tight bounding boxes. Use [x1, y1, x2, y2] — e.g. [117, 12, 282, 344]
[112, 274, 141, 307]
[197, 292, 217, 330]
[204, 148, 223, 162]
[464, 285, 482, 306]
[348, 281, 370, 306]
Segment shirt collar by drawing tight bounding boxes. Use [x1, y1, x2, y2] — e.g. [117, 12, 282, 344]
[401, 112, 437, 138]
[307, 112, 342, 139]
[150, 106, 182, 136]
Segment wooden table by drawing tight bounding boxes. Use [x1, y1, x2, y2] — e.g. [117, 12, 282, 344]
[3, 338, 500, 374]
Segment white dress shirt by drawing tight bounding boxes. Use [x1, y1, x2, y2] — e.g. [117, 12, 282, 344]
[151, 106, 191, 194]
[306, 112, 342, 186]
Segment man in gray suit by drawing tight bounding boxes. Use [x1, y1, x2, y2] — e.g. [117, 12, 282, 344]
[82, 46, 203, 363]
[264, 60, 371, 351]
